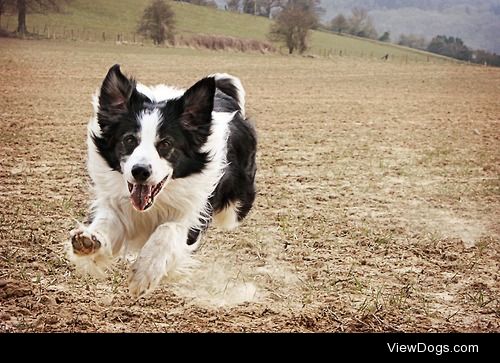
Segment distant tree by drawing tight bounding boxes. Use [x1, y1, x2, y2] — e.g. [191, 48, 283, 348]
[182, 0, 216, 7]
[378, 31, 390, 42]
[473, 49, 500, 67]
[268, 0, 319, 54]
[1, 0, 67, 34]
[427, 35, 472, 61]
[137, 0, 175, 45]
[227, 0, 240, 12]
[239, 0, 284, 17]
[348, 7, 377, 39]
[329, 13, 348, 34]
[242, 0, 256, 14]
[0, 0, 7, 28]
[203, 0, 217, 8]
[398, 33, 426, 49]
[269, 2, 285, 19]
[257, 0, 278, 17]
[348, 7, 367, 35]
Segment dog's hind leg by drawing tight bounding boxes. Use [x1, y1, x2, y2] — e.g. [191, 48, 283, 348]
[128, 222, 191, 297]
[213, 201, 241, 230]
[68, 207, 125, 276]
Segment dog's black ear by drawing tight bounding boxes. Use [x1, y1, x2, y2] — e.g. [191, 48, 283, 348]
[99, 64, 135, 113]
[180, 77, 215, 130]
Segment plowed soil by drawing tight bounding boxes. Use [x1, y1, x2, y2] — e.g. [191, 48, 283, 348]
[0, 39, 499, 332]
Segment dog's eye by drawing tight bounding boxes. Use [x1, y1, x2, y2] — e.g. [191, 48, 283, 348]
[123, 135, 138, 148]
[157, 138, 173, 154]
[158, 139, 171, 148]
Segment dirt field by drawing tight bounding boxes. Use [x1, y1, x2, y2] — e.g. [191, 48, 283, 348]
[0, 39, 499, 332]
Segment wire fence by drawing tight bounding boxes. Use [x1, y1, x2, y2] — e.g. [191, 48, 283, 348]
[309, 47, 434, 63]
[1, 21, 147, 44]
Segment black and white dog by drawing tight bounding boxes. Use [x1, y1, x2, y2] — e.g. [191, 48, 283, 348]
[68, 65, 257, 297]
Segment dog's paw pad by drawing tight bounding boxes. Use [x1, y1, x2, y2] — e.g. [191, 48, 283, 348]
[71, 231, 101, 256]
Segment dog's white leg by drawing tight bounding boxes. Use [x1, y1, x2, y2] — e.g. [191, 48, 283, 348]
[68, 207, 125, 276]
[128, 222, 189, 297]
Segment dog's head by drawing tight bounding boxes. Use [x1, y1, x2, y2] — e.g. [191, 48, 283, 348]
[92, 64, 215, 212]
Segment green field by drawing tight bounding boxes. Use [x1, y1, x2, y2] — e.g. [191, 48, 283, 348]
[1, 0, 448, 61]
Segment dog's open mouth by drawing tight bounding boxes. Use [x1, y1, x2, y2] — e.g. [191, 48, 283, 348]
[127, 175, 169, 211]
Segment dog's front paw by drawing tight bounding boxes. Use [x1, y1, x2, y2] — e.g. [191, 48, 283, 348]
[70, 229, 102, 256]
[128, 256, 166, 298]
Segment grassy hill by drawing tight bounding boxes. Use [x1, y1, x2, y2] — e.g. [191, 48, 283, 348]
[1, 0, 448, 62]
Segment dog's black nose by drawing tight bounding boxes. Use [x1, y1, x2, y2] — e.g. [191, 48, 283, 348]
[131, 164, 152, 183]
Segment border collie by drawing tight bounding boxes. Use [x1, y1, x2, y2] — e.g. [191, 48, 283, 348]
[68, 65, 257, 297]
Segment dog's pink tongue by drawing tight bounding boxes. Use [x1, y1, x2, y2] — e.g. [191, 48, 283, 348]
[130, 184, 152, 211]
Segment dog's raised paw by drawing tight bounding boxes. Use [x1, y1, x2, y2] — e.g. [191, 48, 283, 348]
[71, 230, 101, 256]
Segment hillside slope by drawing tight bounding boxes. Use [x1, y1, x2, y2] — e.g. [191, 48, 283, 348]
[1, 0, 446, 61]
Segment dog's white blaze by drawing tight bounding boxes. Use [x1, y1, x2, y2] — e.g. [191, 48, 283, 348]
[123, 109, 172, 185]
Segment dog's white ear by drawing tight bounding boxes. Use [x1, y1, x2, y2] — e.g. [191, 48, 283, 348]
[99, 64, 134, 113]
[180, 77, 216, 130]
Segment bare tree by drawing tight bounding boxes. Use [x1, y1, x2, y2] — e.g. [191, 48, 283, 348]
[0, 0, 6, 28]
[473, 49, 500, 67]
[269, 0, 319, 54]
[348, 7, 377, 39]
[378, 31, 390, 42]
[398, 33, 426, 50]
[1, 0, 66, 34]
[181, 0, 216, 7]
[17, 0, 27, 33]
[137, 0, 175, 45]
[329, 13, 348, 34]
[260, 0, 275, 17]
[242, 0, 255, 14]
[427, 35, 471, 61]
[240, 0, 291, 18]
[226, 0, 240, 12]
